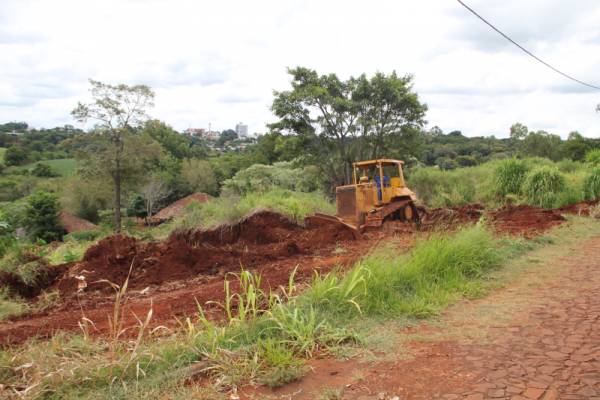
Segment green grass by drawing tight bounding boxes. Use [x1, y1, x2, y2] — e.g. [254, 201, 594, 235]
[0, 147, 6, 162]
[407, 157, 591, 208]
[27, 158, 76, 177]
[0, 287, 28, 320]
[304, 223, 500, 319]
[4, 217, 600, 399]
[167, 188, 335, 233]
[0, 223, 517, 399]
[9, 158, 77, 177]
[523, 166, 566, 209]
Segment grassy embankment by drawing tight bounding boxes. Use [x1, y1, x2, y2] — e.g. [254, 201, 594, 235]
[2, 216, 598, 399]
[0, 189, 334, 321]
[407, 157, 592, 208]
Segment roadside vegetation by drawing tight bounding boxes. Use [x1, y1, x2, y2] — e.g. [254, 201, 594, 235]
[0, 223, 528, 398]
[407, 156, 596, 209]
[2, 218, 598, 399]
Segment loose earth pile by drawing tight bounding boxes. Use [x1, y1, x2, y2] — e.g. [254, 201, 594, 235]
[0, 202, 585, 344]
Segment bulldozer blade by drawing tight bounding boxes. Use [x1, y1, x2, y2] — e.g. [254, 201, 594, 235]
[304, 213, 362, 239]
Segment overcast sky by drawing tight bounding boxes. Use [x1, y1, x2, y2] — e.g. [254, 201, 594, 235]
[1, 0, 600, 138]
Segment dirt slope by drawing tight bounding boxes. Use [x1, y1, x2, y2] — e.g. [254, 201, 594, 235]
[151, 192, 212, 222]
[0, 205, 574, 345]
[60, 212, 98, 233]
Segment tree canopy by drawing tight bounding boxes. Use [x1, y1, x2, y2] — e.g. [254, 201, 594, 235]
[270, 67, 427, 187]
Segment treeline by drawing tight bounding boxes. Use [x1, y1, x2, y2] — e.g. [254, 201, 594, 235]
[0, 123, 84, 165]
[1, 68, 599, 235]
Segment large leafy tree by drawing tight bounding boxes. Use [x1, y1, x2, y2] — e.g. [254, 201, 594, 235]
[72, 80, 155, 232]
[271, 67, 426, 187]
[355, 72, 427, 160]
[520, 130, 563, 161]
[509, 122, 528, 141]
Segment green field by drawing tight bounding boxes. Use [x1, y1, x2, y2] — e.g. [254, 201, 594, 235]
[0, 148, 5, 162]
[14, 158, 77, 177]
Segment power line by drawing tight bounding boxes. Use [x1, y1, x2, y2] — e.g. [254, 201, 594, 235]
[455, 0, 600, 91]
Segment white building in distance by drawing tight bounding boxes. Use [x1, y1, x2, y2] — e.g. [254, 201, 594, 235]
[235, 122, 248, 138]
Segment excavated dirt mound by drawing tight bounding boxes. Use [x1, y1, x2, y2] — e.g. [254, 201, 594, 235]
[53, 211, 355, 296]
[59, 212, 98, 233]
[150, 192, 212, 223]
[421, 204, 484, 227]
[557, 199, 599, 216]
[0, 261, 67, 299]
[489, 205, 566, 237]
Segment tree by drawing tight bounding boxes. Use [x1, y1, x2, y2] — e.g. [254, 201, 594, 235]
[128, 194, 147, 219]
[72, 80, 155, 232]
[4, 146, 27, 166]
[271, 67, 426, 187]
[562, 131, 590, 161]
[143, 120, 206, 159]
[23, 191, 65, 242]
[520, 130, 562, 161]
[355, 72, 427, 160]
[140, 176, 171, 219]
[31, 163, 58, 177]
[509, 123, 528, 141]
[217, 129, 238, 146]
[181, 159, 218, 195]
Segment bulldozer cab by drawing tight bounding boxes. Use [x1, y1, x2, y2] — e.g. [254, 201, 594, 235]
[352, 159, 407, 205]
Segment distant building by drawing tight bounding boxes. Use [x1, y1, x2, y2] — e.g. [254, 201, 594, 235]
[235, 122, 248, 138]
[184, 128, 219, 140]
[184, 128, 205, 137]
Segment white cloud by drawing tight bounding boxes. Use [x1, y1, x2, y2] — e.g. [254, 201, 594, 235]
[0, 0, 599, 137]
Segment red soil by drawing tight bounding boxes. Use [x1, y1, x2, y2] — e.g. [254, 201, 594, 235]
[489, 204, 566, 237]
[0, 211, 365, 345]
[150, 192, 212, 223]
[421, 204, 484, 227]
[0, 204, 574, 345]
[557, 199, 599, 216]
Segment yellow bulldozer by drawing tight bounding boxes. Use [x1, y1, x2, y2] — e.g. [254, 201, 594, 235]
[305, 159, 420, 237]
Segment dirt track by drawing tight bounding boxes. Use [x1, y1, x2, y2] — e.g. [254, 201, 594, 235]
[245, 229, 600, 399]
[0, 204, 575, 345]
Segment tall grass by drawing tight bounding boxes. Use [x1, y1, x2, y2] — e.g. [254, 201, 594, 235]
[170, 188, 335, 232]
[523, 166, 566, 209]
[408, 165, 492, 207]
[583, 167, 600, 200]
[305, 224, 499, 318]
[408, 157, 589, 209]
[494, 158, 527, 197]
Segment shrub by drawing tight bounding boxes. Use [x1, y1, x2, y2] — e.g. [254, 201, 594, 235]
[221, 162, 321, 196]
[4, 146, 27, 166]
[127, 194, 147, 218]
[585, 148, 600, 165]
[180, 159, 218, 196]
[583, 167, 600, 200]
[0, 210, 15, 257]
[523, 166, 566, 208]
[494, 158, 528, 196]
[305, 224, 500, 318]
[407, 166, 492, 208]
[23, 191, 65, 242]
[171, 189, 334, 231]
[66, 230, 103, 242]
[31, 163, 58, 177]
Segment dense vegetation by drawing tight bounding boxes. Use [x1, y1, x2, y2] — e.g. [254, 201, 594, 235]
[0, 71, 597, 256]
